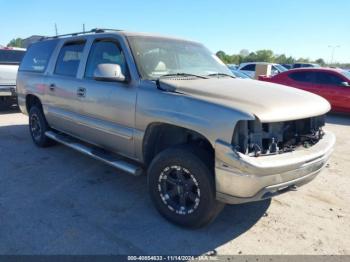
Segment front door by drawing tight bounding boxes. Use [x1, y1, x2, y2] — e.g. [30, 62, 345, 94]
[73, 39, 137, 157]
[314, 71, 350, 112]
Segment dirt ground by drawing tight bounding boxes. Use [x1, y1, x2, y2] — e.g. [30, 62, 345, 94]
[0, 107, 349, 255]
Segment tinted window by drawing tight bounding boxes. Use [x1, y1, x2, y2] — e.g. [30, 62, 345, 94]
[241, 64, 255, 71]
[55, 42, 85, 77]
[315, 72, 344, 85]
[288, 71, 315, 82]
[19, 40, 58, 72]
[0, 50, 25, 65]
[85, 40, 127, 78]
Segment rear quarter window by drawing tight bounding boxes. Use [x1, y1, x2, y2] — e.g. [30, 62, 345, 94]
[19, 40, 58, 73]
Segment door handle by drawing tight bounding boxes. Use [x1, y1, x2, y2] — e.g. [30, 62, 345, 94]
[77, 87, 86, 97]
[49, 83, 56, 91]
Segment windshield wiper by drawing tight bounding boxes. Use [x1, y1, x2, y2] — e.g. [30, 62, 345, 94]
[159, 73, 208, 79]
[207, 73, 235, 78]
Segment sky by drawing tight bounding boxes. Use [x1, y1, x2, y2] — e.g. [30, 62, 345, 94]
[0, 0, 349, 63]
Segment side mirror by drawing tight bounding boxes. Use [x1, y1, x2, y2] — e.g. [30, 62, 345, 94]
[340, 81, 350, 87]
[93, 63, 126, 82]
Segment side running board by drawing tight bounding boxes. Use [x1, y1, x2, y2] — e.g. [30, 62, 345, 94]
[45, 131, 143, 176]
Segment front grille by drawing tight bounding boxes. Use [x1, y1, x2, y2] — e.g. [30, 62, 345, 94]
[232, 115, 325, 157]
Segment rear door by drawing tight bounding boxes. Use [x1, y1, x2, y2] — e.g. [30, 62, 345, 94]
[44, 40, 88, 137]
[73, 37, 137, 157]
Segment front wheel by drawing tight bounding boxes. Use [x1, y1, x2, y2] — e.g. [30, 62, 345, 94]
[148, 146, 224, 228]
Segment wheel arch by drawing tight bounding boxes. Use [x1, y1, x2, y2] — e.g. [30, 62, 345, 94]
[142, 122, 214, 168]
[25, 94, 43, 113]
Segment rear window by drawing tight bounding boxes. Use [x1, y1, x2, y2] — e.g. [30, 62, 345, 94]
[0, 49, 25, 65]
[54, 41, 85, 77]
[19, 40, 58, 72]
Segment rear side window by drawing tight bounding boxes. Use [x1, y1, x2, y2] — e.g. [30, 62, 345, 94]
[19, 40, 58, 72]
[288, 71, 315, 83]
[54, 41, 85, 77]
[0, 50, 25, 65]
[241, 64, 255, 71]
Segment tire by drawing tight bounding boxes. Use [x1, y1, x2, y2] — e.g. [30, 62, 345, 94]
[28, 105, 53, 147]
[148, 145, 225, 228]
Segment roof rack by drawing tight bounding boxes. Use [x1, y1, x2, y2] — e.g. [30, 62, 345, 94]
[40, 28, 122, 41]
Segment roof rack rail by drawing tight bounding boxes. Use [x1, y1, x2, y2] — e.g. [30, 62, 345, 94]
[40, 28, 122, 41]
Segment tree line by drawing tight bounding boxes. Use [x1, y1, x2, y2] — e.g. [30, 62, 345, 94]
[216, 49, 350, 68]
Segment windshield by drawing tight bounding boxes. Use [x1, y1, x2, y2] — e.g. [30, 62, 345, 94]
[340, 69, 350, 79]
[128, 36, 233, 80]
[0, 49, 25, 65]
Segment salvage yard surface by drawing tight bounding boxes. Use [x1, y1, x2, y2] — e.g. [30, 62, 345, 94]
[0, 108, 349, 255]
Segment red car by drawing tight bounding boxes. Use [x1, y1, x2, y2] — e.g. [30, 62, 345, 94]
[259, 68, 350, 113]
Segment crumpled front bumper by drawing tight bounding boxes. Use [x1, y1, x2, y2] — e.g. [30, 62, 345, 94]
[214, 131, 336, 204]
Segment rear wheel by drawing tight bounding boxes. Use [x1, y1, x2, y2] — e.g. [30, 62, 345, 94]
[29, 105, 53, 147]
[148, 145, 224, 228]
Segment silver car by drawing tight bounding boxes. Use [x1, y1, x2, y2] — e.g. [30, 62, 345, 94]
[17, 29, 335, 227]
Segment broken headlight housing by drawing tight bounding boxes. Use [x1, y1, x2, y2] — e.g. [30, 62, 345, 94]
[232, 115, 326, 157]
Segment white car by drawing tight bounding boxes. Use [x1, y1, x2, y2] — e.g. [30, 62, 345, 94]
[237, 62, 288, 78]
[0, 46, 26, 106]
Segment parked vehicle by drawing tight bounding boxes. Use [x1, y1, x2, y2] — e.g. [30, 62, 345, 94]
[281, 64, 292, 70]
[259, 68, 350, 113]
[17, 29, 335, 227]
[292, 63, 320, 69]
[0, 46, 26, 106]
[229, 69, 252, 79]
[237, 62, 288, 78]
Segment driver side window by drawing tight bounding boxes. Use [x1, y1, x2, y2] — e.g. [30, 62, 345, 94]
[85, 40, 127, 79]
[315, 72, 344, 86]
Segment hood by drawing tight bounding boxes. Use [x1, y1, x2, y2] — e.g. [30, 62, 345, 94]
[0, 64, 19, 86]
[159, 78, 331, 122]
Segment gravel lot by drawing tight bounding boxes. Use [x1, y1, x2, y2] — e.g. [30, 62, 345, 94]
[0, 107, 349, 255]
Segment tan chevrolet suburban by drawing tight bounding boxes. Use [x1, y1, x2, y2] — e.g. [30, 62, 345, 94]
[16, 29, 335, 227]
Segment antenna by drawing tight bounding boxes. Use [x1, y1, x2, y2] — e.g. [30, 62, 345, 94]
[54, 23, 58, 36]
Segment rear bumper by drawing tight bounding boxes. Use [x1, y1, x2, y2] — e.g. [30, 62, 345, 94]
[214, 131, 335, 204]
[0, 85, 16, 97]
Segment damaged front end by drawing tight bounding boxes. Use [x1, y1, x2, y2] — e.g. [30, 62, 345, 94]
[232, 115, 326, 157]
[215, 114, 335, 203]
